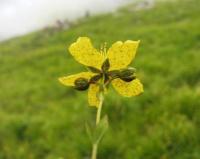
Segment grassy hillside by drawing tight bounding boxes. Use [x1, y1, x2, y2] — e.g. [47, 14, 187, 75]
[0, 0, 200, 158]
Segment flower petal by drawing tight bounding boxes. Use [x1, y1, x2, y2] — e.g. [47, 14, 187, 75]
[69, 37, 104, 69]
[88, 84, 100, 107]
[107, 40, 140, 70]
[59, 72, 94, 86]
[112, 78, 143, 97]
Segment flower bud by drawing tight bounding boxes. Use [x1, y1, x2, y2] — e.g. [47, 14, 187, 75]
[119, 68, 136, 82]
[74, 78, 89, 91]
[120, 75, 136, 82]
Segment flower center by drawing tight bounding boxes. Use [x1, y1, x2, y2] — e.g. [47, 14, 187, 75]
[74, 59, 136, 91]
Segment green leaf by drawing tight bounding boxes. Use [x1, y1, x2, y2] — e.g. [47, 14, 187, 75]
[85, 116, 109, 144]
[85, 122, 93, 143]
[93, 115, 109, 144]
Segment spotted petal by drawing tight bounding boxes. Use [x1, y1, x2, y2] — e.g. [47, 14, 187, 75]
[59, 72, 94, 86]
[69, 37, 104, 69]
[112, 78, 143, 97]
[88, 84, 100, 107]
[107, 40, 140, 70]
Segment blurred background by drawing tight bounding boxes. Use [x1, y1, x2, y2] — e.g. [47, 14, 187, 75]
[0, 0, 132, 41]
[0, 0, 199, 158]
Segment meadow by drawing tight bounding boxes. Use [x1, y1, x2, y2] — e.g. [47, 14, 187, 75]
[0, 0, 200, 158]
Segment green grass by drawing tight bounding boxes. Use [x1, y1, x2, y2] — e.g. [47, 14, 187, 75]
[0, 0, 200, 158]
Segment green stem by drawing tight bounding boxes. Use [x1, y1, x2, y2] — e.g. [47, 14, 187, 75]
[91, 93, 104, 159]
[91, 143, 98, 159]
[96, 93, 104, 125]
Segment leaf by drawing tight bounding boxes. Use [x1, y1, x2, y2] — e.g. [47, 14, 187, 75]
[85, 116, 109, 144]
[85, 122, 93, 143]
[93, 115, 109, 144]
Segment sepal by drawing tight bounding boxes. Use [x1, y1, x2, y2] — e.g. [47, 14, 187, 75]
[87, 66, 101, 73]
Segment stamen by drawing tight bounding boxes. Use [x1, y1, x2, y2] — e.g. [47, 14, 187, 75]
[100, 44, 104, 55]
[103, 42, 107, 57]
[100, 42, 107, 59]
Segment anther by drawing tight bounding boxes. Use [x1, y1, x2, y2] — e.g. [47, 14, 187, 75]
[103, 42, 107, 55]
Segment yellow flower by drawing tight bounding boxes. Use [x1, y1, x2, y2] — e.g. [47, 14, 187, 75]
[59, 37, 143, 107]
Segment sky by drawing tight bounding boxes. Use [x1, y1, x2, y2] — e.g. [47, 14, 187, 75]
[0, 0, 132, 41]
